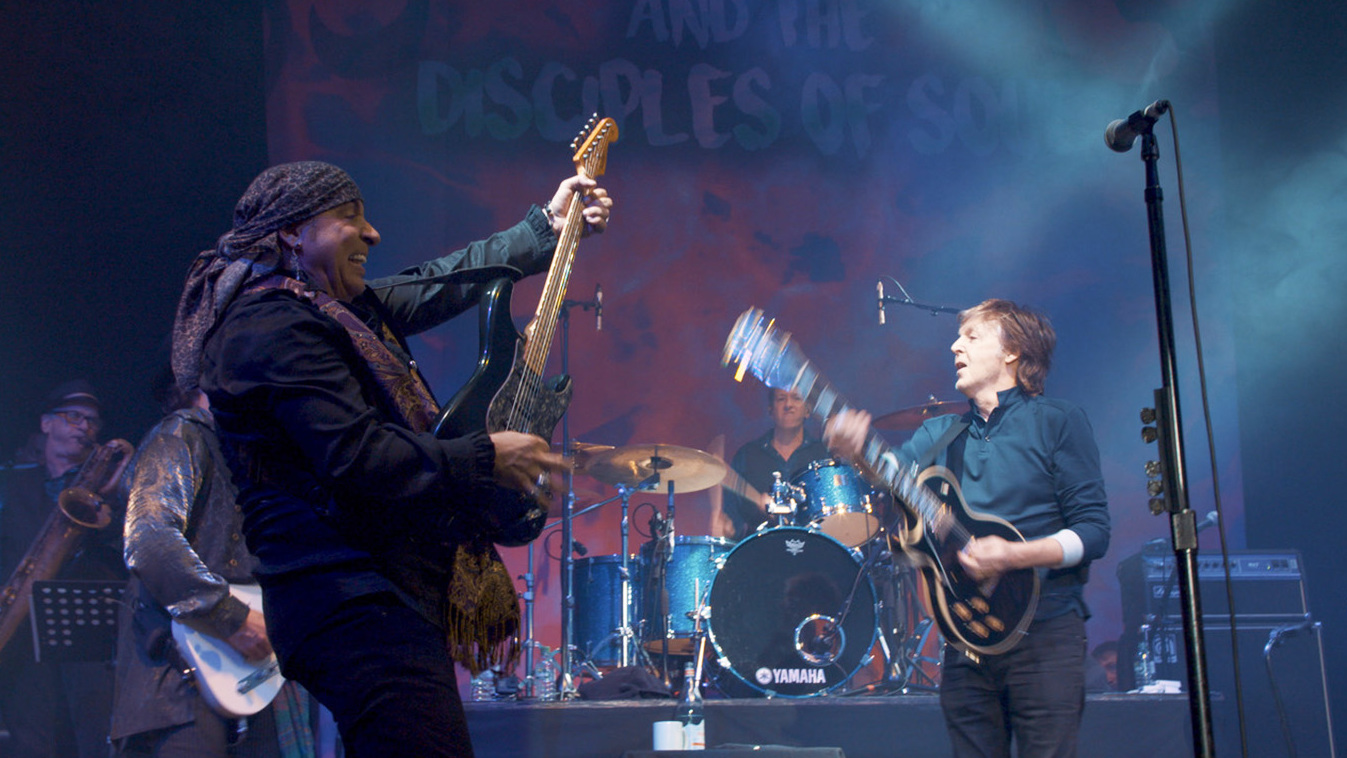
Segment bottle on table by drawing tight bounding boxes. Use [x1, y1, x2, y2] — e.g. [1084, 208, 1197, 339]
[677, 661, 705, 750]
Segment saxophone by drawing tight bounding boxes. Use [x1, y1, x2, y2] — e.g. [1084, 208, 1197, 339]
[0, 438, 133, 658]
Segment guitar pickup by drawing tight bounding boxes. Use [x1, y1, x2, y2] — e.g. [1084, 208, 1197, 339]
[237, 661, 281, 694]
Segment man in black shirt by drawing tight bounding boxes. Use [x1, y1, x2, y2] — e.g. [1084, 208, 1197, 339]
[722, 388, 830, 540]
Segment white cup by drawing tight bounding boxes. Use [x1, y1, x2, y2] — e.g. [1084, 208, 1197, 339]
[652, 720, 685, 751]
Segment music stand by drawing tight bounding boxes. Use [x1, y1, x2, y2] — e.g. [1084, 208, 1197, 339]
[28, 580, 126, 663]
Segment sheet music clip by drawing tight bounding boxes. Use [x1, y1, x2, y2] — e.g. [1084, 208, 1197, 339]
[28, 579, 127, 663]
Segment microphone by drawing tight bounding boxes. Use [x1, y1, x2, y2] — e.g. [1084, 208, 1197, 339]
[877, 280, 886, 325]
[594, 282, 603, 331]
[1105, 100, 1170, 152]
[1196, 510, 1219, 533]
[665, 506, 677, 552]
[1267, 615, 1317, 653]
[571, 539, 588, 556]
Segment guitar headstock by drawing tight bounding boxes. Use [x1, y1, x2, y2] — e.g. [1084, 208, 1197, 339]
[571, 115, 618, 179]
[723, 307, 806, 392]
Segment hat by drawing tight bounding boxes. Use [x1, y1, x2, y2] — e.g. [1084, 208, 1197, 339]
[44, 379, 102, 413]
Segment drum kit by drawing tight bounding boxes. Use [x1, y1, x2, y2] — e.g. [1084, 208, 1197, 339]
[539, 399, 960, 699]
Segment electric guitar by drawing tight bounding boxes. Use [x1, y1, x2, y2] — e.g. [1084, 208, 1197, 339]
[171, 584, 284, 718]
[722, 308, 1039, 655]
[433, 116, 618, 547]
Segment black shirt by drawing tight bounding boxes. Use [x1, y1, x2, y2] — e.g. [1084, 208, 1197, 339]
[724, 429, 831, 540]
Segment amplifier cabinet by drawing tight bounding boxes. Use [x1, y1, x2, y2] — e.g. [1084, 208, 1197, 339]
[1116, 549, 1335, 757]
[1118, 549, 1309, 624]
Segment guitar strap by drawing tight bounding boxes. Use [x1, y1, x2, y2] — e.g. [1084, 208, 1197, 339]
[916, 417, 971, 481]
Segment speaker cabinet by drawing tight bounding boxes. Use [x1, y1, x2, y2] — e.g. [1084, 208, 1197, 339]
[1148, 622, 1335, 758]
[1117, 549, 1336, 757]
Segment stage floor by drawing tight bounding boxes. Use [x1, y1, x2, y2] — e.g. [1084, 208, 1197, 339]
[464, 693, 1194, 758]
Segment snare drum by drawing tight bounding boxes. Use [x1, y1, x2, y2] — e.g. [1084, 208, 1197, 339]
[792, 458, 881, 546]
[640, 535, 734, 656]
[707, 527, 877, 697]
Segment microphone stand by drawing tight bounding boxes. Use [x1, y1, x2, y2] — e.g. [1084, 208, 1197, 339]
[1133, 126, 1216, 758]
[877, 278, 962, 316]
[555, 294, 601, 698]
[554, 292, 603, 700]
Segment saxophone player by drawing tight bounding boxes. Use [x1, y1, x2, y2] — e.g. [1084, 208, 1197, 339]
[0, 379, 128, 758]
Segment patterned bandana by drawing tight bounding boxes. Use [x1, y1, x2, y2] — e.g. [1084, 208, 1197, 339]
[171, 161, 364, 392]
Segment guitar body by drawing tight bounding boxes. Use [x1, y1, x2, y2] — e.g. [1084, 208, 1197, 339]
[171, 584, 284, 719]
[433, 279, 568, 547]
[897, 466, 1039, 656]
[433, 278, 574, 440]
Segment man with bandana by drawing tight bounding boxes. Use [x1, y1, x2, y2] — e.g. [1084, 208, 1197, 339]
[0, 380, 128, 758]
[172, 162, 611, 758]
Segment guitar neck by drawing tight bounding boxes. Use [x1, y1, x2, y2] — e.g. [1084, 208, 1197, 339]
[530, 186, 595, 374]
[720, 467, 765, 507]
[521, 117, 615, 376]
[768, 351, 946, 530]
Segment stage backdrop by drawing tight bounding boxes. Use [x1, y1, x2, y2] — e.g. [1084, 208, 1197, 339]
[263, 0, 1243, 687]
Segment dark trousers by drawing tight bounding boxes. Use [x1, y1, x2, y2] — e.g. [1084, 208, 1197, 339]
[0, 650, 114, 758]
[939, 612, 1087, 758]
[115, 696, 279, 758]
[278, 594, 471, 758]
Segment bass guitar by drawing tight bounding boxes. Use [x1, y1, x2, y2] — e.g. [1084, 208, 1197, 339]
[433, 116, 618, 547]
[171, 584, 284, 718]
[722, 307, 1039, 655]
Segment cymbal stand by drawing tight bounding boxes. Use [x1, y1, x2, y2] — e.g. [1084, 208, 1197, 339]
[655, 481, 676, 685]
[615, 481, 646, 668]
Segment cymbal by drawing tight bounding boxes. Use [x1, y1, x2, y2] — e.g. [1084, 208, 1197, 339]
[578, 444, 728, 494]
[567, 441, 615, 467]
[872, 399, 965, 431]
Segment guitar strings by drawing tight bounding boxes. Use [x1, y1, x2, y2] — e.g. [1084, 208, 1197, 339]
[506, 164, 589, 432]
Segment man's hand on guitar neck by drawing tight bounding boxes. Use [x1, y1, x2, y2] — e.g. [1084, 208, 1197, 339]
[544, 175, 613, 238]
[823, 408, 872, 462]
[225, 608, 273, 662]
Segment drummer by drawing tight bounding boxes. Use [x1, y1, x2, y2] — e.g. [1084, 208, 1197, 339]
[722, 388, 831, 540]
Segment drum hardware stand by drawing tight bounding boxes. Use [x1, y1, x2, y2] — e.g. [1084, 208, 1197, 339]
[640, 480, 681, 686]
[616, 480, 644, 669]
[838, 543, 916, 696]
[685, 592, 712, 695]
[768, 471, 804, 527]
[900, 617, 942, 690]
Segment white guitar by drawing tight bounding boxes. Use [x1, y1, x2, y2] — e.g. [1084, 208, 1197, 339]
[171, 584, 284, 718]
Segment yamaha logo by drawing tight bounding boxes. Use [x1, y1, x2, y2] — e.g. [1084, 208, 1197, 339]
[754, 667, 827, 685]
